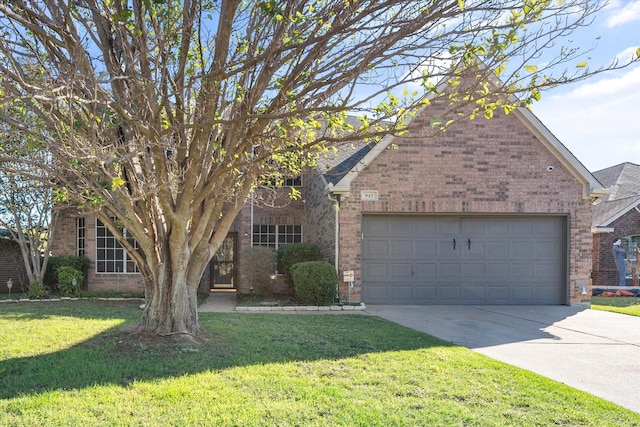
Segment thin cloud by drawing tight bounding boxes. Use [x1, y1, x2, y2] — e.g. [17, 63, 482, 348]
[534, 65, 640, 171]
[605, 1, 640, 28]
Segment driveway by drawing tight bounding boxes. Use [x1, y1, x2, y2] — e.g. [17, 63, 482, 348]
[365, 305, 640, 414]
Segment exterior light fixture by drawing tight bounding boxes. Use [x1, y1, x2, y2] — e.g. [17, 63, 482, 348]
[6, 278, 13, 299]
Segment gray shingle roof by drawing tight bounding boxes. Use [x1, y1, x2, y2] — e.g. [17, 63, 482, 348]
[592, 162, 640, 227]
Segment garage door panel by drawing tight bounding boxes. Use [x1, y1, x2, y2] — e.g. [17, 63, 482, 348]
[364, 262, 388, 278]
[363, 240, 388, 257]
[487, 242, 509, 258]
[364, 217, 389, 234]
[511, 220, 534, 235]
[487, 286, 511, 301]
[415, 241, 437, 257]
[414, 286, 437, 301]
[361, 215, 565, 305]
[438, 219, 461, 234]
[439, 286, 462, 301]
[535, 241, 560, 259]
[414, 263, 437, 279]
[413, 218, 437, 234]
[437, 239, 457, 257]
[512, 241, 534, 258]
[488, 221, 510, 236]
[363, 285, 388, 304]
[510, 263, 534, 279]
[462, 262, 485, 280]
[391, 263, 412, 278]
[487, 263, 509, 280]
[439, 262, 461, 278]
[390, 286, 413, 302]
[461, 218, 486, 236]
[390, 240, 413, 258]
[390, 218, 413, 235]
[510, 286, 534, 302]
[466, 240, 486, 259]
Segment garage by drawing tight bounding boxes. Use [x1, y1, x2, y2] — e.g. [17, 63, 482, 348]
[361, 215, 567, 305]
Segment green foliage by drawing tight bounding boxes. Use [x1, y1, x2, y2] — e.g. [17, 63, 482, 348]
[239, 247, 277, 296]
[44, 256, 90, 291]
[57, 266, 83, 297]
[291, 261, 337, 305]
[276, 243, 321, 289]
[27, 280, 46, 299]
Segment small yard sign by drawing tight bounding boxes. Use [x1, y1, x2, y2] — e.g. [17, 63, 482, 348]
[343, 270, 355, 282]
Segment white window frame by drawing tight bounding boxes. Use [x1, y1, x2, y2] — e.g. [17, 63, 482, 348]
[252, 224, 303, 249]
[95, 219, 139, 274]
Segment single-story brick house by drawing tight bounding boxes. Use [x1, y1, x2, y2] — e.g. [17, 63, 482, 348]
[51, 80, 608, 305]
[591, 162, 640, 287]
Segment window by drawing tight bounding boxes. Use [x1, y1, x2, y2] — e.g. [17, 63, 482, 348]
[284, 177, 302, 187]
[96, 219, 139, 273]
[77, 217, 85, 258]
[252, 224, 302, 249]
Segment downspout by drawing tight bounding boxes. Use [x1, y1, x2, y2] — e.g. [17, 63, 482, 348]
[250, 190, 254, 246]
[328, 192, 340, 300]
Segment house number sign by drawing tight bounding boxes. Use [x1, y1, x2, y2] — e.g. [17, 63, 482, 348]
[361, 190, 378, 201]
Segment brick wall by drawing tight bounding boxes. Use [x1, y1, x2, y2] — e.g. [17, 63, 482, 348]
[0, 239, 28, 293]
[230, 187, 305, 293]
[592, 209, 640, 287]
[303, 173, 337, 266]
[335, 96, 593, 304]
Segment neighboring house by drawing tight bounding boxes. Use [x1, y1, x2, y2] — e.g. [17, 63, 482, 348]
[591, 162, 640, 287]
[0, 228, 28, 294]
[50, 79, 608, 305]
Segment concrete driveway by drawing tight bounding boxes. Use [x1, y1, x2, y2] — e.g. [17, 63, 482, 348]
[365, 304, 640, 414]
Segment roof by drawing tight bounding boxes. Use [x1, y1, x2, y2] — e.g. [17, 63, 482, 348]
[326, 64, 607, 199]
[592, 162, 640, 228]
[327, 107, 608, 199]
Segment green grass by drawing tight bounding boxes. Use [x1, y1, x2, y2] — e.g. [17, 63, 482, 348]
[591, 296, 640, 317]
[1, 301, 638, 426]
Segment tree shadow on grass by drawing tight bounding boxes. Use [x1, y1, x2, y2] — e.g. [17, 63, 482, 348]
[0, 301, 451, 399]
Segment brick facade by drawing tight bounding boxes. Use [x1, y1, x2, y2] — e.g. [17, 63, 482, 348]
[0, 239, 28, 293]
[592, 209, 640, 287]
[331, 99, 593, 305]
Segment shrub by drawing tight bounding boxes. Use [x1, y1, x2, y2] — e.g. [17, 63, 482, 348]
[44, 256, 90, 291]
[28, 281, 46, 299]
[57, 266, 83, 297]
[239, 247, 276, 296]
[291, 261, 337, 306]
[276, 243, 321, 289]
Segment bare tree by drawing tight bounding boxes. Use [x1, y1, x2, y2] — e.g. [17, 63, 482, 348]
[0, 122, 58, 289]
[0, 0, 636, 337]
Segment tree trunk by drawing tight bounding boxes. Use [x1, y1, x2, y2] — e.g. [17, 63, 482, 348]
[135, 267, 201, 336]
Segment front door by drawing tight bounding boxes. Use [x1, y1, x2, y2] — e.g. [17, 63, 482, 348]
[210, 233, 236, 290]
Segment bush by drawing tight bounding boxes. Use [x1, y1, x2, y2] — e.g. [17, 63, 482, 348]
[239, 247, 276, 296]
[44, 256, 90, 291]
[291, 261, 337, 306]
[276, 243, 321, 289]
[57, 266, 83, 297]
[28, 281, 46, 299]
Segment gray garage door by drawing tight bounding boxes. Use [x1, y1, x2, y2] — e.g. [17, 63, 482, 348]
[361, 215, 566, 305]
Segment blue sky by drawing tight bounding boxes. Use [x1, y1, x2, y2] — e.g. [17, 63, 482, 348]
[532, 0, 640, 173]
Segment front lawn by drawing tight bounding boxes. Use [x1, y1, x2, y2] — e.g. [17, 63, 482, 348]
[0, 301, 638, 426]
[591, 296, 640, 317]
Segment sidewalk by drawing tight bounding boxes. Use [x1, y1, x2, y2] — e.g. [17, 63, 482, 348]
[198, 292, 367, 313]
[198, 292, 237, 312]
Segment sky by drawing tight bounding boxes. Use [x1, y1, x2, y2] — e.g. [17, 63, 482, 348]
[532, 0, 640, 173]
